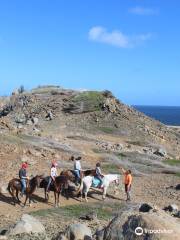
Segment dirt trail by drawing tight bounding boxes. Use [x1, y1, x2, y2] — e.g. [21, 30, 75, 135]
[0, 173, 179, 230]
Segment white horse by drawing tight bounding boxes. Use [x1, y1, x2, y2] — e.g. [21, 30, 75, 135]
[78, 174, 120, 202]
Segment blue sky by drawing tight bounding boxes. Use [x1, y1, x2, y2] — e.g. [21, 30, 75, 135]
[0, 0, 179, 106]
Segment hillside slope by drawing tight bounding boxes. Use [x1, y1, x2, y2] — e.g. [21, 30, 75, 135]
[0, 86, 180, 179]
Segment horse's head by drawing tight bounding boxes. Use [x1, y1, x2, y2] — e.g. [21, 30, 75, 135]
[109, 174, 120, 186]
[34, 175, 44, 187]
[114, 178, 120, 186]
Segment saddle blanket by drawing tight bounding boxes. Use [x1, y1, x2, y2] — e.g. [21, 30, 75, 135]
[92, 177, 101, 188]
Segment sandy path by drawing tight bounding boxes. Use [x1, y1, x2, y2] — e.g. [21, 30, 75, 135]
[0, 173, 179, 230]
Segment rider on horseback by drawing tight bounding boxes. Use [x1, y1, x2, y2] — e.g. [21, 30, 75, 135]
[19, 162, 28, 197]
[95, 162, 104, 188]
[72, 156, 82, 185]
[46, 161, 58, 192]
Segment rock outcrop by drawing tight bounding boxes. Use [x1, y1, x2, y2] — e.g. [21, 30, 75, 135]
[95, 207, 180, 240]
[54, 223, 92, 240]
[8, 214, 45, 236]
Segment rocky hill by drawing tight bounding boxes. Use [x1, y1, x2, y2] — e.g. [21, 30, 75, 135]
[0, 86, 180, 239]
[0, 86, 180, 175]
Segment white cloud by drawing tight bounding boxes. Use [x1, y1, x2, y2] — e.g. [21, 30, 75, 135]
[88, 26, 152, 48]
[129, 7, 158, 15]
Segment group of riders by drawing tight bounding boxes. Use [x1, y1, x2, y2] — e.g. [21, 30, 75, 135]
[19, 156, 132, 201]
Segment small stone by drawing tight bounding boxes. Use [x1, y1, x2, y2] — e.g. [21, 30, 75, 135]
[139, 203, 153, 213]
[175, 184, 180, 190]
[79, 211, 97, 221]
[164, 204, 178, 213]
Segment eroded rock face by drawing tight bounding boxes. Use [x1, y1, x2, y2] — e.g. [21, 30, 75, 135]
[8, 214, 45, 236]
[95, 208, 180, 240]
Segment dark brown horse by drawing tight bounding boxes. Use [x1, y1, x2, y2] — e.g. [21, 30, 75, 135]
[60, 169, 96, 185]
[39, 175, 69, 207]
[7, 175, 42, 206]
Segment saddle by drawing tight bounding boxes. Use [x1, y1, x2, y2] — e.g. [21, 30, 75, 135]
[92, 177, 101, 188]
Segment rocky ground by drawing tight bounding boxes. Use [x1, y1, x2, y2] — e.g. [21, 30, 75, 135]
[0, 86, 180, 239]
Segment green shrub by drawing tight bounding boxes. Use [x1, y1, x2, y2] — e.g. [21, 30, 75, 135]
[163, 159, 180, 166]
[98, 127, 114, 134]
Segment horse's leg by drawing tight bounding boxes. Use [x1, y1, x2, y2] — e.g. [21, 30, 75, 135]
[102, 187, 107, 200]
[12, 188, 16, 206]
[57, 192, 60, 207]
[80, 188, 83, 202]
[84, 185, 90, 202]
[85, 191, 88, 202]
[44, 188, 48, 202]
[65, 188, 69, 200]
[54, 191, 56, 207]
[29, 195, 32, 207]
[16, 190, 21, 203]
[24, 194, 28, 207]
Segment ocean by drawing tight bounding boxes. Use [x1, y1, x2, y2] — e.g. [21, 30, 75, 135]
[133, 106, 180, 126]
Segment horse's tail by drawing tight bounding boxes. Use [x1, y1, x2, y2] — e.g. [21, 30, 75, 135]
[7, 181, 12, 195]
[64, 179, 69, 190]
[74, 178, 84, 196]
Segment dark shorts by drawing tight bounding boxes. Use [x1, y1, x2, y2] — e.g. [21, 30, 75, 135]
[125, 184, 131, 192]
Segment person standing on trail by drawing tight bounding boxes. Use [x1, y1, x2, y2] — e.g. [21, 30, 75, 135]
[46, 161, 58, 192]
[95, 162, 104, 188]
[119, 167, 132, 201]
[72, 156, 82, 185]
[19, 162, 29, 197]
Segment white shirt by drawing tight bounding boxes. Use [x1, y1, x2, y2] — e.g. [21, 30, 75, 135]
[74, 160, 81, 171]
[51, 167, 57, 178]
[96, 167, 102, 176]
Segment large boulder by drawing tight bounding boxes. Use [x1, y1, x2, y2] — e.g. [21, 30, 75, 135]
[55, 223, 92, 240]
[95, 208, 180, 240]
[8, 214, 45, 235]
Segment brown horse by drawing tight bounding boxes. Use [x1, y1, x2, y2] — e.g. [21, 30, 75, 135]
[39, 175, 69, 207]
[60, 169, 96, 198]
[60, 169, 96, 184]
[8, 175, 42, 206]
